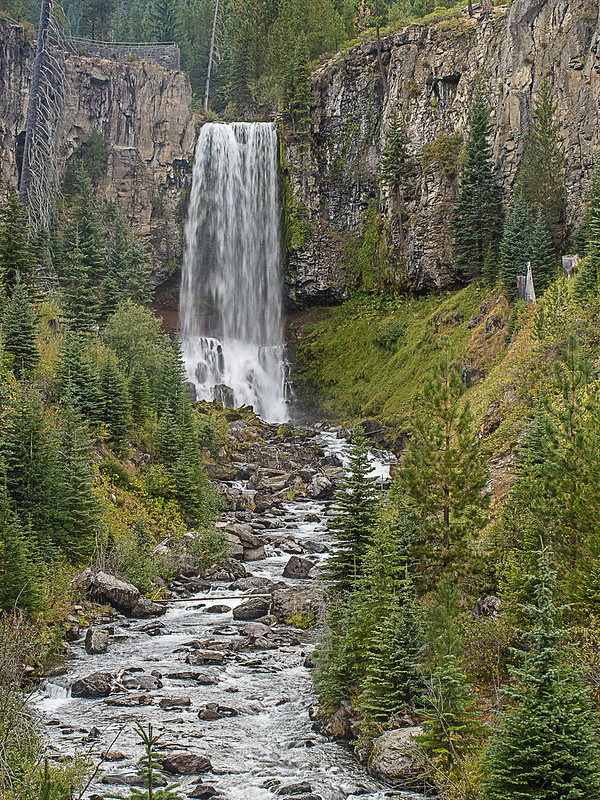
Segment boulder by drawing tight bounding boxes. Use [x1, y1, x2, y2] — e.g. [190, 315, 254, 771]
[162, 753, 212, 775]
[232, 597, 269, 621]
[368, 727, 424, 783]
[131, 597, 167, 619]
[239, 621, 271, 638]
[306, 474, 333, 500]
[271, 586, 323, 624]
[120, 674, 163, 690]
[86, 570, 141, 614]
[205, 558, 248, 582]
[159, 696, 191, 709]
[188, 786, 219, 799]
[243, 545, 266, 561]
[187, 649, 226, 666]
[229, 577, 273, 592]
[101, 750, 127, 761]
[282, 556, 314, 579]
[84, 627, 108, 654]
[105, 693, 152, 707]
[205, 605, 231, 614]
[71, 671, 113, 698]
[275, 782, 313, 796]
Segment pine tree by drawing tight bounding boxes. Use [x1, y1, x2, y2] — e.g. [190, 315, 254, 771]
[152, 0, 176, 40]
[529, 210, 556, 293]
[0, 187, 37, 297]
[515, 77, 566, 251]
[498, 196, 536, 301]
[326, 428, 380, 592]
[2, 275, 39, 380]
[482, 549, 600, 800]
[129, 362, 153, 427]
[103, 206, 151, 318]
[56, 332, 103, 424]
[380, 111, 411, 247]
[54, 406, 101, 560]
[396, 340, 489, 585]
[574, 159, 600, 300]
[0, 478, 45, 616]
[100, 356, 131, 452]
[61, 227, 100, 332]
[417, 574, 484, 797]
[451, 88, 503, 280]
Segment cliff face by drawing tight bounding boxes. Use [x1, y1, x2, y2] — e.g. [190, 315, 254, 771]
[0, 18, 196, 281]
[284, 0, 600, 307]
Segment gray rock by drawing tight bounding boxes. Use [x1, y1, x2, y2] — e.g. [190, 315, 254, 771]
[205, 558, 248, 581]
[239, 622, 271, 638]
[120, 674, 163, 690]
[232, 597, 269, 621]
[131, 597, 167, 618]
[162, 753, 212, 774]
[282, 556, 314, 579]
[187, 649, 226, 666]
[275, 782, 312, 796]
[86, 570, 140, 614]
[101, 772, 167, 786]
[188, 786, 219, 799]
[205, 605, 231, 614]
[369, 727, 424, 783]
[105, 693, 152, 706]
[159, 696, 191, 709]
[271, 586, 323, 624]
[229, 577, 273, 591]
[71, 671, 113, 698]
[84, 627, 108, 655]
[306, 474, 333, 499]
[243, 545, 266, 561]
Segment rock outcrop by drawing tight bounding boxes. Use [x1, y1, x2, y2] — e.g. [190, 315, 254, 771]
[0, 17, 195, 282]
[284, 0, 600, 304]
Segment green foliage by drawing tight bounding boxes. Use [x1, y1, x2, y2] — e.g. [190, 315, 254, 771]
[394, 339, 489, 586]
[452, 88, 503, 280]
[482, 549, 600, 800]
[63, 130, 109, 193]
[326, 428, 379, 592]
[2, 275, 39, 380]
[420, 131, 463, 177]
[498, 196, 555, 300]
[574, 158, 600, 300]
[515, 77, 566, 251]
[380, 111, 411, 192]
[56, 332, 103, 424]
[100, 355, 132, 452]
[186, 527, 230, 573]
[0, 187, 38, 297]
[103, 205, 152, 318]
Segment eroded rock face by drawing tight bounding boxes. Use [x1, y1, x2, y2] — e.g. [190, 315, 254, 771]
[284, 0, 600, 304]
[0, 17, 195, 283]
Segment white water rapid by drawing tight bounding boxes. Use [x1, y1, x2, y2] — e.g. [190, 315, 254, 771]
[180, 122, 288, 424]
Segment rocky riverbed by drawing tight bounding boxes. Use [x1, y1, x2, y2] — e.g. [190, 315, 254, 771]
[31, 422, 428, 800]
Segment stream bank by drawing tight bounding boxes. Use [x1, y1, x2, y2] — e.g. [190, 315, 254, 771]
[31, 420, 428, 800]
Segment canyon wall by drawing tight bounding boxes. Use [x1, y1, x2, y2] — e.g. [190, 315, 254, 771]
[0, 17, 195, 281]
[284, 0, 600, 307]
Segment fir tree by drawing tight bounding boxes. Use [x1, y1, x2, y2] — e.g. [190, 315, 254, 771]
[380, 111, 412, 247]
[152, 0, 177, 40]
[103, 206, 151, 318]
[574, 159, 600, 300]
[56, 332, 103, 424]
[529, 210, 556, 293]
[515, 77, 566, 251]
[100, 356, 131, 452]
[2, 275, 39, 380]
[498, 196, 535, 301]
[284, 32, 313, 135]
[451, 88, 503, 280]
[396, 340, 489, 585]
[326, 428, 380, 592]
[0, 479, 45, 616]
[61, 227, 100, 332]
[129, 362, 153, 427]
[482, 549, 600, 800]
[0, 187, 37, 297]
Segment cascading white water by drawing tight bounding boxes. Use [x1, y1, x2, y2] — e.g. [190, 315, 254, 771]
[180, 122, 289, 423]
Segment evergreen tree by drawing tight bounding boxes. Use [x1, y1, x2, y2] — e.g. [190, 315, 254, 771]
[326, 428, 380, 592]
[529, 210, 556, 293]
[452, 88, 503, 280]
[574, 158, 600, 300]
[2, 275, 39, 380]
[283, 32, 313, 135]
[395, 341, 489, 585]
[54, 406, 101, 560]
[103, 206, 151, 318]
[515, 77, 566, 251]
[79, 0, 116, 38]
[380, 111, 412, 246]
[129, 362, 153, 427]
[0, 187, 37, 297]
[482, 549, 600, 800]
[152, 0, 176, 40]
[0, 478, 45, 616]
[100, 356, 131, 452]
[498, 195, 535, 301]
[56, 332, 103, 424]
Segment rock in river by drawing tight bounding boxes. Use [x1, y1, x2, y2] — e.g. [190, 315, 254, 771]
[162, 753, 212, 774]
[232, 597, 269, 620]
[282, 556, 314, 579]
[368, 727, 424, 783]
[71, 671, 113, 698]
[85, 627, 108, 654]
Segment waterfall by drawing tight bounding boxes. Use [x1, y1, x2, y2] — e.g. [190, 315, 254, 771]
[180, 122, 289, 423]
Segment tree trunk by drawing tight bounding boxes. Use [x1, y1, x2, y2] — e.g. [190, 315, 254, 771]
[467, 0, 473, 16]
[19, 0, 51, 205]
[203, 0, 219, 112]
[482, 0, 492, 17]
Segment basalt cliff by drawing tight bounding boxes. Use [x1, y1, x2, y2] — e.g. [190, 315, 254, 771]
[1, 0, 600, 303]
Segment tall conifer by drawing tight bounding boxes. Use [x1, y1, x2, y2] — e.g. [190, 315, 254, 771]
[2, 275, 39, 380]
[452, 88, 503, 280]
